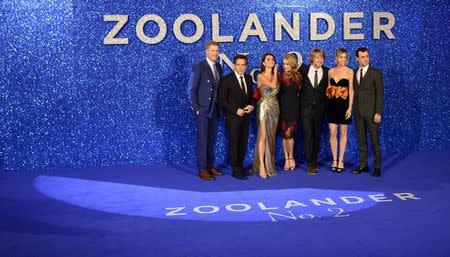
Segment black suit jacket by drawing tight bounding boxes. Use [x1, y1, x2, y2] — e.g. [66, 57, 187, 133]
[299, 64, 329, 116]
[353, 65, 384, 117]
[218, 72, 254, 117]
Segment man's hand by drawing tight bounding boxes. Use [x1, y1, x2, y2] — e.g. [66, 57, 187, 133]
[236, 108, 245, 116]
[374, 113, 382, 124]
[243, 105, 254, 113]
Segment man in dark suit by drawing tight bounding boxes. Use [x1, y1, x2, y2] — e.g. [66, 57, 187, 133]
[188, 41, 224, 181]
[218, 54, 255, 180]
[299, 48, 329, 175]
[352, 47, 384, 177]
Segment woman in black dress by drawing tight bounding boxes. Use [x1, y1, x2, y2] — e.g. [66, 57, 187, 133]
[326, 48, 354, 172]
[278, 53, 302, 171]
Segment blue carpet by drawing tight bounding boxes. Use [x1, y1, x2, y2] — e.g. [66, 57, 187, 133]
[1, 150, 450, 257]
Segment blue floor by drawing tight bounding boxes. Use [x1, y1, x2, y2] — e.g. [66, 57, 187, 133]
[1, 150, 450, 257]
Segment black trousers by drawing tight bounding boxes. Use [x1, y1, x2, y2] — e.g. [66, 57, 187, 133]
[301, 106, 325, 165]
[354, 112, 382, 169]
[225, 114, 250, 175]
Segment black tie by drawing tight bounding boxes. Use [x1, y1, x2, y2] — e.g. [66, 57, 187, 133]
[359, 68, 363, 84]
[240, 76, 246, 94]
[314, 70, 318, 88]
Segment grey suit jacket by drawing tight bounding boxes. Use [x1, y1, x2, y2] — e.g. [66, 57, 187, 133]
[353, 65, 384, 117]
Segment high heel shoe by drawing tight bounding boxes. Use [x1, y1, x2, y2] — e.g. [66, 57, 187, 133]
[284, 159, 290, 171]
[336, 160, 344, 173]
[259, 165, 268, 179]
[289, 158, 296, 170]
[331, 159, 338, 171]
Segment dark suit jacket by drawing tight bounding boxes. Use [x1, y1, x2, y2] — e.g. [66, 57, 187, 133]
[218, 72, 254, 116]
[299, 64, 329, 116]
[188, 59, 223, 118]
[353, 65, 384, 117]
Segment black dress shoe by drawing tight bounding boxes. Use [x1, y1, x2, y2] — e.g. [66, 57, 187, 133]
[232, 173, 248, 180]
[372, 168, 381, 177]
[314, 163, 319, 171]
[307, 164, 317, 175]
[352, 166, 369, 174]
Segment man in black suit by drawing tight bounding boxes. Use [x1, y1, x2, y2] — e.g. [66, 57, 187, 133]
[352, 47, 384, 177]
[218, 54, 255, 180]
[299, 48, 329, 175]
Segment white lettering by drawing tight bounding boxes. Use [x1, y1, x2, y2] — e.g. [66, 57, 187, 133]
[343, 12, 364, 40]
[340, 196, 365, 204]
[225, 204, 251, 212]
[373, 12, 396, 39]
[274, 12, 300, 41]
[239, 13, 268, 42]
[136, 14, 167, 44]
[268, 211, 297, 222]
[193, 205, 220, 214]
[103, 15, 129, 45]
[310, 12, 335, 40]
[310, 197, 337, 206]
[368, 194, 393, 202]
[173, 14, 204, 43]
[393, 192, 421, 200]
[212, 14, 233, 42]
[165, 207, 187, 216]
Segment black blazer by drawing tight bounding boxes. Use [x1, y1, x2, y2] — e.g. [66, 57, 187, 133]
[299, 64, 329, 115]
[218, 72, 254, 117]
[353, 65, 384, 117]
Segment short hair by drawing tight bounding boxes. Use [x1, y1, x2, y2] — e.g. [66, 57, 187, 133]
[334, 48, 349, 65]
[205, 41, 219, 50]
[309, 48, 325, 63]
[355, 47, 369, 58]
[260, 53, 276, 74]
[233, 54, 248, 65]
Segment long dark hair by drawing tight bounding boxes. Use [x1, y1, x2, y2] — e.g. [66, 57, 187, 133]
[260, 53, 276, 75]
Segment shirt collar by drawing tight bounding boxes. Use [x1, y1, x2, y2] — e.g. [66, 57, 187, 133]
[359, 65, 369, 72]
[234, 71, 245, 79]
[206, 58, 215, 67]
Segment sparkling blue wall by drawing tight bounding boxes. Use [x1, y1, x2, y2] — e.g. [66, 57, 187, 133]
[1, 0, 449, 170]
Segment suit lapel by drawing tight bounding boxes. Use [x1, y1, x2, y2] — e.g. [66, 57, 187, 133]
[354, 69, 360, 87]
[233, 74, 243, 95]
[204, 60, 220, 87]
[305, 65, 313, 86]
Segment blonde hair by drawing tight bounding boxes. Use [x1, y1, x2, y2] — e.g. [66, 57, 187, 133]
[309, 48, 325, 63]
[334, 48, 348, 65]
[283, 53, 299, 77]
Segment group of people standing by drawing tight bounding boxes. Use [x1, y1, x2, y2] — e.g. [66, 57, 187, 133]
[188, 41, 384, 181]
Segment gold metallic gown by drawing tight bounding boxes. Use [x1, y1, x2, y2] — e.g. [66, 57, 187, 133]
[252, 84, 280, 176]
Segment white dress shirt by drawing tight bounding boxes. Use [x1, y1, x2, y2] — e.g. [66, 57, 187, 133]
[307, 66, 323, 87]
[206, 58, 218, 79]
[357, 65, 369, 83]
[234, 71, 247, 94]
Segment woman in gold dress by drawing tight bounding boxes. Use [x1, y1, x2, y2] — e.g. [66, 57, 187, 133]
[252, 53, 280, 178]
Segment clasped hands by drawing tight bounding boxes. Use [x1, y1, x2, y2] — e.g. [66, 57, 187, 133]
[236, 105, 254, 116]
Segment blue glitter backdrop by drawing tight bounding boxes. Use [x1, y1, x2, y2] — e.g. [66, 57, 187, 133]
[1, 0, 449, 170]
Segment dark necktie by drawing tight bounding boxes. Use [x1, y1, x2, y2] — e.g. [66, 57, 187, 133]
[240, 76, 246, 94]
[314, 70, 318, 88]
[213, 64, 219, 83]
[359, 68, 363, 84]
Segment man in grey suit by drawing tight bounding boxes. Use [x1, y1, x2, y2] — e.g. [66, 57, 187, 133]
[352, 47, 384, 177]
